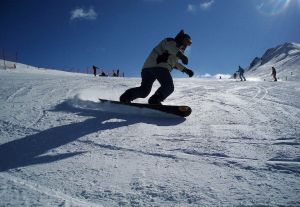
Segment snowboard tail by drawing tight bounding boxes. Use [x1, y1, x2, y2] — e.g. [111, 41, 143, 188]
[99, 99, 192, 117]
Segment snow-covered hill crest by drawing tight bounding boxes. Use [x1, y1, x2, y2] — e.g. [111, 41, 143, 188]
[246, 42, 300, 81]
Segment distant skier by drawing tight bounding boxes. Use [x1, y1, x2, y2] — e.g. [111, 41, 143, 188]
[100, 70, 107, 77]
[237, 66, 246, 81]
[120, 30, 194, 104]
[271, 67, 277, 81]
[233, 73, 237, 79]
[93, 65, 98, 77]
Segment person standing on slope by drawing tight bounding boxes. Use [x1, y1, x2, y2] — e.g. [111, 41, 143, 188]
[120, 30, 194, 105]
[93, 65, 98, 77]
[237, 66, 246, 81]
[271, 66, 277, 82]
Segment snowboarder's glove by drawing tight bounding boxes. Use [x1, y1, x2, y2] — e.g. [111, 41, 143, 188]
[182, 68, 194, 77]
[176, 51, 188, 65]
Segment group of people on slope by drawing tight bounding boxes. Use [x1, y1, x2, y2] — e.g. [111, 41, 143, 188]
[93, 66, 122, 77]
[233, 66, 277, 82]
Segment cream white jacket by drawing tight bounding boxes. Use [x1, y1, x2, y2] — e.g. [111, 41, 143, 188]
[142, 38, 187, 72]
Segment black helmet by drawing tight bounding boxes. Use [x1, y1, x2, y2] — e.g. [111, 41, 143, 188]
[175, 30, 192, 47]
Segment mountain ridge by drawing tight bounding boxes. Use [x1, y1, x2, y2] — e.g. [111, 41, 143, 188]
[246, 42, 300, 81]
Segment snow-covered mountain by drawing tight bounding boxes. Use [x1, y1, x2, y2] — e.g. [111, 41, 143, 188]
[246, 42, 300, 81]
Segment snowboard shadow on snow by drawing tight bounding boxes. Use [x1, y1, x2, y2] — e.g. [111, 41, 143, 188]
[0, 99, 185, 172]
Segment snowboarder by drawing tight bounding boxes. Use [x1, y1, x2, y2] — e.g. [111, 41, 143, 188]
[237, 66, 246, 81]
[271, 67, 277, 81]
[120, 30, 194, 104]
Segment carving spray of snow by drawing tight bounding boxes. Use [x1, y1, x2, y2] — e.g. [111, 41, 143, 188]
[69, 88, 174, 118]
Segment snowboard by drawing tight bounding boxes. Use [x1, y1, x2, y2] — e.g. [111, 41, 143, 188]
[99, 99, 192, 117]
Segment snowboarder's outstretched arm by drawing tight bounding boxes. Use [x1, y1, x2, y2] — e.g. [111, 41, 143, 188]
[174, 63, 194, 77]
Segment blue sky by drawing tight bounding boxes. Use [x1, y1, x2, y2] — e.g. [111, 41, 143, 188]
[1, 0, 300, 77]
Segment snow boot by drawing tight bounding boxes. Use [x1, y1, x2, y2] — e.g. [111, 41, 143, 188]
[148, 91, 164, 105]
[119, 91, 132, 103]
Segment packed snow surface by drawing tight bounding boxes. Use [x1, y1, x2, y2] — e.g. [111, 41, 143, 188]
[0, 65, 299, 206]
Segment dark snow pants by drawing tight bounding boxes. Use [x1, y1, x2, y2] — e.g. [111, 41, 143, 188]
[122, 67, 174, 103]
[272, 73, 277, 81]
[239, 73, 246, 81]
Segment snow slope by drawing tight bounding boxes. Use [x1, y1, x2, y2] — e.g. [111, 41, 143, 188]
[0, 64, 299, 206]
[246, 42, 300, 81]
